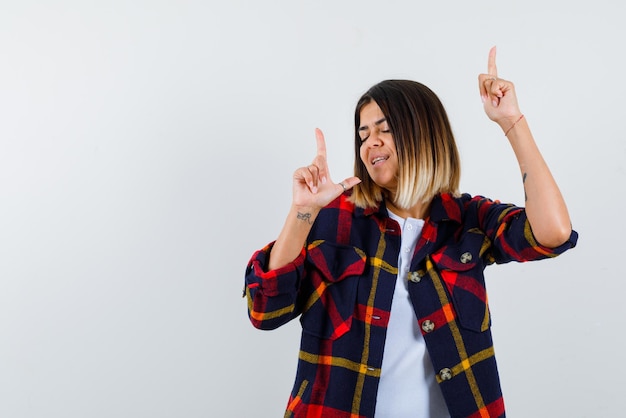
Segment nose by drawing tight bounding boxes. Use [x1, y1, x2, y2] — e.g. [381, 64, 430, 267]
[365, 132, 383, 147]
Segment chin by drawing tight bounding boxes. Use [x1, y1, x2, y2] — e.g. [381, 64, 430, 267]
[372, 175, 395, 188]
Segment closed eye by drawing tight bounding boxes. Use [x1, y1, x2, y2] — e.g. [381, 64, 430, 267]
[358, 118, 390, 142]
[358, 127, 370, 142]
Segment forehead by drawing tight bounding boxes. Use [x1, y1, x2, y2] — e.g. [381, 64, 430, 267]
[359, 101, 386, 126]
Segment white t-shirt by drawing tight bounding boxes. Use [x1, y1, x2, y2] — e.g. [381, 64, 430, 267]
[374, 210, 449, 417]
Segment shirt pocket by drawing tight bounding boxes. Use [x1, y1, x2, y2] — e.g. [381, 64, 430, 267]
[431, 229, 491, 333]
[300, 240, 366, 340]
[285, 379, 310, 417]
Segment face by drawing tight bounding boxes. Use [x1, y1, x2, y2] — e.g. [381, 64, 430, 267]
[358, 101, 398, 192]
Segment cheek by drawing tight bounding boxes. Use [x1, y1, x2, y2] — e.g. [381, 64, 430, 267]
[359, 145, 367, 165]
[386, 137, 397, 155]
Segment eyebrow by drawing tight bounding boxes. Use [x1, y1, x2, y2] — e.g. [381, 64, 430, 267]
[358, 117, 387, 131]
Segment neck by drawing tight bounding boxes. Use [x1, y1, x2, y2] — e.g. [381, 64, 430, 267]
[386, 199, 429, 220]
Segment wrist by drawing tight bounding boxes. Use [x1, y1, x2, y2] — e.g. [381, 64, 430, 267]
[291, 203, 321, 215]
[502, 114, 524, 136]
[289, 205, 321, 225]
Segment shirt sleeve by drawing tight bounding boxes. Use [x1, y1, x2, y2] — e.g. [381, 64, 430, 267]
[243, 242, 306, 330]
[471, 196, 578, 264]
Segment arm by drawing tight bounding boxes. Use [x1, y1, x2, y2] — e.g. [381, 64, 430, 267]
[244, 129, 360, 330]
[268, 128, 361, 270]
[479, 47, 572, 248]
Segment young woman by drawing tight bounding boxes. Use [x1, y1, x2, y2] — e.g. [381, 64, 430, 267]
[243, 48, 577, 418]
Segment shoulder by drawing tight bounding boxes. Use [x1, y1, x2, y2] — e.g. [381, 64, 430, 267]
[432, 192, 521, 225]
[311, 194, 357, 235]
[320, 193, 357, 215]
[311, 193, 383, 243]
[431, 192, 480, 222]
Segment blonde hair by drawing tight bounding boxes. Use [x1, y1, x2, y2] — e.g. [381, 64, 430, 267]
[349, 80, 461, 210]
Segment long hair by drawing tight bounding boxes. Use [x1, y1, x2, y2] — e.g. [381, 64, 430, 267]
[349, 80, 461, 209]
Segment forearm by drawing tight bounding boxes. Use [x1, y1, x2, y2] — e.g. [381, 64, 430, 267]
[245, 243, 305, 330]
[504, 116, 572, 247]
[268, 205, 321, 271]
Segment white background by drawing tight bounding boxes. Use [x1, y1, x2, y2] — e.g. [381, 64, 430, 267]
[1, 1, 624, 417]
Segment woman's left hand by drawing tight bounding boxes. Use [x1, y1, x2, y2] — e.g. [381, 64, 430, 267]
[478, 47, 523, 131]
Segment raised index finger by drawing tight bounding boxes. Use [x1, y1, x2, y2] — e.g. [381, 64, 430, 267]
[315, 128, 327, 158]
[488, 46, 498, 77]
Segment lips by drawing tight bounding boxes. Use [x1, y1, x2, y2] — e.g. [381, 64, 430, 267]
[371, 156, 389, 165]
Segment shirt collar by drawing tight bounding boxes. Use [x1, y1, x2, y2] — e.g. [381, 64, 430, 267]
[357, 193, 463, 224]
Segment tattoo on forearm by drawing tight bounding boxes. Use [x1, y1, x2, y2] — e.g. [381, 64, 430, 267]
[523, 172, 528, 201]
[297, 211, 313, 224]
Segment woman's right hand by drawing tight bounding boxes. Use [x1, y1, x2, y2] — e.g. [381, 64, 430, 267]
[267, 129, 361, 271]
[292, 128, 361, 211]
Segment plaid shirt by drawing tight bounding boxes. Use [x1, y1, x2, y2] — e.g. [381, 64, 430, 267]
[244, 193, 577, 418]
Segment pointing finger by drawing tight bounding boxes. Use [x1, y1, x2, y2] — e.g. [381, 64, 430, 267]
[487, 46, 498, 77]
[314, 128, 329, 184]
[315, 128, 327, 159]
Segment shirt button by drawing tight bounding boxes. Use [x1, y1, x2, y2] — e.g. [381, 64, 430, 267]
[404, 247, 411, 253]
[408, 271, 422, 283]
[421, 320, 435, 333]
[460, 252, 473, 264]
[407, 224, 413, 230]
[439, 368, 453, 381]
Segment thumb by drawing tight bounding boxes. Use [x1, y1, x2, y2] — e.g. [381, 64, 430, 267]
[337, 176, 362, 193]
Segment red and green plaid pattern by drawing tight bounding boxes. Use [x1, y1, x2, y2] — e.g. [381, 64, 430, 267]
[244, 193, 577, 417]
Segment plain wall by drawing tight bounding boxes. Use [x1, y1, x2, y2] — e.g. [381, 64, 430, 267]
[1, 1, 624, 417]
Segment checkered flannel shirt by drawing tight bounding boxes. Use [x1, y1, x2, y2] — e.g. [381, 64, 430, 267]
[244, 192, 578, 418]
